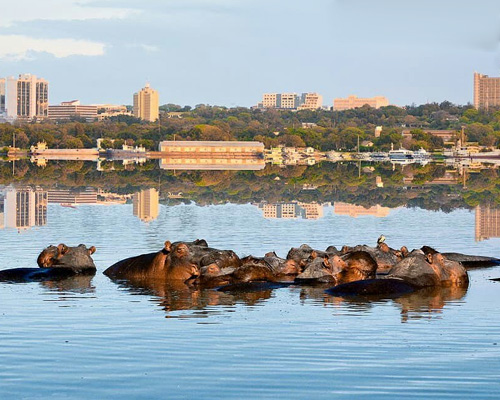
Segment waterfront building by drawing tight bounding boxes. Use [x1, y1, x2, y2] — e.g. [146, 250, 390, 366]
[158, 141, 265, 170]
[334, 202, 390, 218]
[133, 188, 159, 222]
[475, 204, 500, 241]
[6, 74, 49, 120]
[258, 202, 323, 219]
[48, 188, 98, 205]
[48, 100, 97, 122]
[333, 95, 389, 111]
[258, 92, 323, 110]
[0, 78, 5, 114]
[473, 72, 500, 110]
[4, 187, 47, 229]
[133, 83, 159, 122]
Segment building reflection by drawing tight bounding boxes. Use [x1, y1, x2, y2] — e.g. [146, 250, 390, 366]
[133, 188, 159, 222]
[475, 204, 500, 241]
[2, 186, 48, 230]
[48, 188, 98, 205]
[334, 202, 391, 218]
[257, 202, 324, 219]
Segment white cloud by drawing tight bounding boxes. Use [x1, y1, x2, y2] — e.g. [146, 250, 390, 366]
[0, 35, 105, 60]
[0, 0, 137, 27]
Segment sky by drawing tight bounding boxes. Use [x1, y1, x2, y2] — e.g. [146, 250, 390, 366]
[1, 0, 499, 107]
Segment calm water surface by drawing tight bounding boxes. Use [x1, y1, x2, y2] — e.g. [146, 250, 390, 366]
[1, 202, 500, 399]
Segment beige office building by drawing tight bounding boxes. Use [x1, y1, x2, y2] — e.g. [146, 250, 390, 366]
[473, 72, 500, 110]
[6, 74, 49, 120]
[298, 93, 323, 110]
[475, 204, 500, 241]
[48, 100, 97, 122]
[48, 188, 98, 204]
[334, 202, 390, 218]
[333, 95, 389, 111]
[133, 188, 159, 222]
[133, 83, 159, 122]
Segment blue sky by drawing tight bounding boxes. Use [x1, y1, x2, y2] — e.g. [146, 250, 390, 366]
[1, 0, 499, 107]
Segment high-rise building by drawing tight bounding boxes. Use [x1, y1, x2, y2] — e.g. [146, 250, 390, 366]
[133, 83, 159, 122]
[475, 204, 500, 241]
[0, 78, 5, 114]
[333, 95, 389, 111]
[48, 188, 98, 204]
[258, 92, 322, 110]
[473, 72, 500, 110]
[133, 188, 159, 222]
[258, 202, 323, 219]
[4, 186, 47, 229]
[6, 74, 49, 120]
[48, 100, 97, 122]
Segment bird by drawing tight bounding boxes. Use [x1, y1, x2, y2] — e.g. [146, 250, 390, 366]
[377, 235, 386, 245]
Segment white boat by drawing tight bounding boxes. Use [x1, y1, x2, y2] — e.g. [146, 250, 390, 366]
[370, 151, 389, 162]
[413, 148, 431, 161]
[388, 147, 414, 161]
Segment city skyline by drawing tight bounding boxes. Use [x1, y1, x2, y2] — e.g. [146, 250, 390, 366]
[0, 1, 498, 107]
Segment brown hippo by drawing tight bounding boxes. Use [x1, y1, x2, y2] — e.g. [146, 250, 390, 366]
[230, 253, 299, 283]
[104, 241, 199, 283]
[286, 244, 339, 271]
[341, 242, 408, 273]
[327, 249, 469, 297]
[421, 246, 500, 269]
[0, 244, 97, 283]
[295, 251, 377, 285]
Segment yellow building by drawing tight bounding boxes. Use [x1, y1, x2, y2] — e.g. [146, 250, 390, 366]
[473, 72, 500, 110]
[333, 95, 389, 111]
[133, 188, 159, 222]
[133, 83, 159, 122]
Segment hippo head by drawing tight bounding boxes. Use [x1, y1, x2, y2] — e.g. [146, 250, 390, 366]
[295, 256, 335, 283]
[286, 244, 317, 269]
[37, 244, 96, 270]
[167, 242, 201, 282]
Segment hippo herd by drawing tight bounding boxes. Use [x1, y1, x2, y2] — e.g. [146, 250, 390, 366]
[0, 237, 498, 298]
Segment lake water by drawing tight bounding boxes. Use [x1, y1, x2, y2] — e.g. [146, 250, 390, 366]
[1, 163, 500, 399]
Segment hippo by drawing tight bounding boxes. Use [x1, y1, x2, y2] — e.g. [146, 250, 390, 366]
[341, 243, 407, 273]
[230, 252, 299, 283]
[104, 241, 199, 283]
[286, 244, 340, 271]
[0, 244, 97, 283]
[420, 246, 500, 269]
[327, 249, 469, 297]
[295, 251, 377, 285]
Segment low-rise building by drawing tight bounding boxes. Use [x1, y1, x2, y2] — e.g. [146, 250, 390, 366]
[333, 95, 389, 111]
[48, 100, 97, 122]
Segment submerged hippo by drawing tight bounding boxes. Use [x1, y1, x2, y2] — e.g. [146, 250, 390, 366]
[0, 244, 97, 283]
[327, 248, 469, 297]
[421, 246, 500, 269]
[341, 242, 407, 273]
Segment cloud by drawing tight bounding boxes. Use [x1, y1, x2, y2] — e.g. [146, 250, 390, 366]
[0, 0, 137, 27]
[0, 35, 105, 60]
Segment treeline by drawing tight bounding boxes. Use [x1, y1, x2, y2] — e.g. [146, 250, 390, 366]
[1, 102, 500, 151]
[1, 159, 498, 211]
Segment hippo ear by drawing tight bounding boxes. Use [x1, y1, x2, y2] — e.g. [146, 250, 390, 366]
[323, 256, 331, 268]
[341, 245, 349, 254]
[310, 251, 318, 259]
[265, 251, 277, 258]
[401, 246, 409, 257]
[426, 253, 434, 264]
[195, 239, 208, 247]
[57, 244, 68, 256]
[88, 246, 96, 255]
[164, 241, 172, 252]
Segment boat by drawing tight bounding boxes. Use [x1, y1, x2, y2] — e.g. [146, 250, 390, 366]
[369, 152, 389, 162]
[60, 203, 77, 209]
[413, 148, 431, 162]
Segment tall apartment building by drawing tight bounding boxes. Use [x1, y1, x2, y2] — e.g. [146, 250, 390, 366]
[0, 78, 5, 114]
[48, 100, 97, 122]
[258, 202, 323, 219]
[133, 188, 159, 222]
[6, 74, 49, 120]
[333, 95, 389, 111]
[475, 204, 500, 241]
[4, 186, 47, 229]
[473, 72, 500, 110]
[259, 92, 322, 110]
[133, 83, 159, 122]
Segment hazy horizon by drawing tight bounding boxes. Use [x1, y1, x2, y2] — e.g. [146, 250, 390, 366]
[1, 0, 499, 107]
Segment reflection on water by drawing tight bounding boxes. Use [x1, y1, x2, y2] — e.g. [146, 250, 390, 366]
[1, 186, 47, 230]
[1, 160, 500, 398]
[133, 188, 159, 222]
